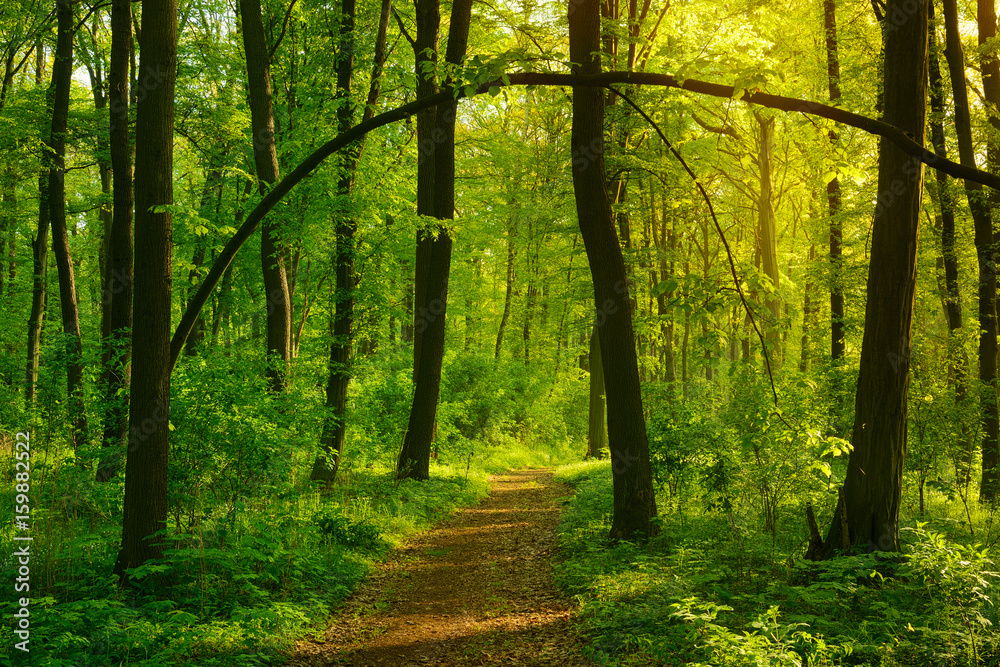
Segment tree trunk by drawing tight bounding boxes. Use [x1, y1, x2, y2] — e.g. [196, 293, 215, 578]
[976, 0, 1000, 502]
[114, 0, 176, 579]
[821, 0, 927, 557]
[240, 0, 291, 392]
[396, 0, 472, 481]
[824, 0, 846, 364]
[799, 244, 817, 373]
[587, 324, 607, 458]
[495, 215, 515, 359]
[310, 0, 390, 484]
[410, 0, 440, 383]
[25, 44, 48, 408]
[48, 0, 89, 457]
[655, 191, 676, 384]
[934, 0, 973, 484]
[755, 111, 781, 363]
[96, 0, 133, 482]
[25, 175, 48, 409]
[183, 168, 221, 357]
[569, 0, 658, 540]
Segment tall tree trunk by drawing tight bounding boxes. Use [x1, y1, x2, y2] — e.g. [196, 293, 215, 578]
[569, 0, 658, 539]
[396, 0, 472, 481]
[821, 0, 927, 557]
[522, 227, 537, 364]
[96, 0, 133, 482]
[824, 0, 846, 363]
[410, 0, 440, 383]
[799, 244, 817, 373]
[310, 0, 390, 484]
[25, 43, 48, 409]
[114, 0, 176, 578]
[48, 0, 89, 457]
[755, 111, 781, 363]
[240, 0, 291, 392]
[933, 0, 972, 484]
[656, 192, 676, 384]
[976, 0, 1000, 502]
[183, 168, 222, 356]
[85, 44, 114, 358]
[587, 324, 607, 458]
[495, 215, 515, 359]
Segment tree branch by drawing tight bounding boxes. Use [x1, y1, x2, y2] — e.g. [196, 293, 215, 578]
[170, 69, 1000, 371]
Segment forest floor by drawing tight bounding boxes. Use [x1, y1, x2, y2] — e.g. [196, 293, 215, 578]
[282, 468, 595, 667]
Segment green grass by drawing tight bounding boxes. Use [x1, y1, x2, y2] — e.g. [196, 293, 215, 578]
[552, 460, 1000, 667]
[0, 439, 572, 667]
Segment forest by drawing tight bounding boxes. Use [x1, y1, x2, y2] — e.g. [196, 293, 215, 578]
[3, 0, 1000, 663]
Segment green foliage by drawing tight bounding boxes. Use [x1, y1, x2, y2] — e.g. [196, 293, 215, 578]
[553, 460, 1000, 667]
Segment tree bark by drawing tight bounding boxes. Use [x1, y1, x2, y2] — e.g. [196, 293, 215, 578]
[976, 0, 1000, 502]
[495, 214, 515, 359]
[310, 0, 390, 484]
[48, 0, 89, 457]
[96, 0, 133, 482]
[821, 0, 927, 557]
[824, 0, 846, 364]
[934, 0, 974, 484]
[114, 0, 176, 579]
[755, 110, 781, 362]
[396, 0, 472, 481]
[799, 244, 817, 373]
[569, 0, 658, 539]
[25, 44, 48, 409]
[240, 0, 291, 392]
[587, 324, 607, 458]
[183, 169, 221, 357]
[410, 0, 440, 383]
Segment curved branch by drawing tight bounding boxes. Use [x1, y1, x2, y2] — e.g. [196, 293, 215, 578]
[171, 69, 999, 373]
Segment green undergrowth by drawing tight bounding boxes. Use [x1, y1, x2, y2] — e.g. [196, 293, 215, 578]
[0, 460, 494, 667]
[0, 347, 584, 666]
[553, 460, 1000, 667]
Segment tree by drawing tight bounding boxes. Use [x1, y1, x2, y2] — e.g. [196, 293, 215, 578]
[821, 0, 927, 556]
[396, 0, 473, 481]
[240, 0, 292, 393]
[310, 0, 392, 483]
[24, 40, 47, 408]
[824, 0, 845, 364]
[569, 0, 657, 539]
[114, 0, 177, 578]
[976, 0, 1000, 502]
[96, 0, 133, 482]
[586, 324, 607, 458]
[48, 0, 89, 456]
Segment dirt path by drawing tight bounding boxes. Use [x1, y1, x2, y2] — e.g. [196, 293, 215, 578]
[284, 468, 594, 666]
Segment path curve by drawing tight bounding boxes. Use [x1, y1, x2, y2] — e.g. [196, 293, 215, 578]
[284, 468, 594, 666]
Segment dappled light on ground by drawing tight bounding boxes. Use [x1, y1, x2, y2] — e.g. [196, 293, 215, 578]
[284, 469, 593, 666]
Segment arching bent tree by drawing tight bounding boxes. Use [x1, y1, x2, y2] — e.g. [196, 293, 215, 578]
[568, 0, 658, 540]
